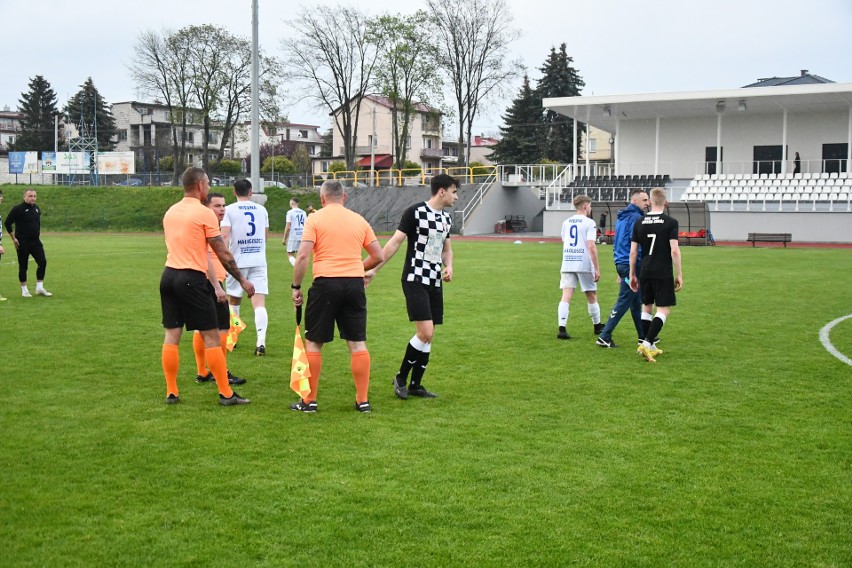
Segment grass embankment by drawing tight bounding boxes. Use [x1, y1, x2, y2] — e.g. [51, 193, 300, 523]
[0, 184, 321, 232]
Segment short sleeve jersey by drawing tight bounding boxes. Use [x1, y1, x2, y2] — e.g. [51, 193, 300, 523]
[302, 203, 377, 278]
[285, 207, 307, 247]
[560, 214, 597, 273]
[208, 245, 226, 282]
[163, 197, 221, 273]
[631, 212, 679, 279]
[221, 201, 269, 268]
[398, 202, 452, 287]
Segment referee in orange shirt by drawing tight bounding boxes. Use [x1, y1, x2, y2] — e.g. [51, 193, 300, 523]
[160, 166, 255, 406]
[290, 180, 384, 413]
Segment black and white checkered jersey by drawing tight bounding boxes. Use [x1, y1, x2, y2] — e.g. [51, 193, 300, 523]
[398, 201, 452, 287]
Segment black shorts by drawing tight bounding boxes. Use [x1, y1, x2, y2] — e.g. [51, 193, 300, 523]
[402, 280, 443, 324]
[640, 277, 677, 308]
[215, 291, 230, 331]
[160, 268, 219, 331]
[305, 277, 367, 343]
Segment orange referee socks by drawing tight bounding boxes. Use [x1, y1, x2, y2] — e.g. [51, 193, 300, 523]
[192, 332, 207, 376]
[219, 332, 229, 358]
[162, 343, 180, 397]
[206, 347, 233, 398]
[351, 350, 371, 404]
[306, 351, 322, 402]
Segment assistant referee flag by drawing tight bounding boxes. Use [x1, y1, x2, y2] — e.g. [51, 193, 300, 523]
[290, 306, 311, 399]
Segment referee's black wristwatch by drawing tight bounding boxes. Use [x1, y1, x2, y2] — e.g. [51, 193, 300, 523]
[291, 284, 301, 290]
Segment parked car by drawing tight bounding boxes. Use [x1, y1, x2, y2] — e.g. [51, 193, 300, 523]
[211, 177, 225, 186]
[264, 180, 288, 188]
[114, 178, 143, 187]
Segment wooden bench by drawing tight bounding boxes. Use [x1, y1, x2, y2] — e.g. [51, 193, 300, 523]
[746, 232, 792, 247]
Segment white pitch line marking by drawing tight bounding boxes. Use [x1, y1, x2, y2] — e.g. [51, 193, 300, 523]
[819, 314, 852, 366]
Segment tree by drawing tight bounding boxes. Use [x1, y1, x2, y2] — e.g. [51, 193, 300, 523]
[488, 75, 543, 165]
[215, 159, 242, 175]
[129, 29, 194, 183]
[536, 43, 585, 162]
[319, 129, 333, 158]
[291, 145, 311, 174]
[129, 27, 281, 182]
[261, 155, 295, 174]
[373, 12, 441, 169]
[427, 0, 520, 166]
[12, 75, 62, 152]
[282, 6, 384, 170]
[64, 77, 117, 151]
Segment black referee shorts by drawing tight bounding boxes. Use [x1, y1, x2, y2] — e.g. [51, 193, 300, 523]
[305, 277, 367, 343]
[402, 280, 444, 324]
[160, 268, 219, 331]
[640, 277, 677, 308]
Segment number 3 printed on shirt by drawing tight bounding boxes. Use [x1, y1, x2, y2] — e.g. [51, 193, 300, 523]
[244, 211, 256, 236]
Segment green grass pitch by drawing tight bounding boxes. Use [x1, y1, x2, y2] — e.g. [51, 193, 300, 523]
[0, 235, 849, 567]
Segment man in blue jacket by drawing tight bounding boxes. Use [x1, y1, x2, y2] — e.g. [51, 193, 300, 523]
[595, 189, 648, 348]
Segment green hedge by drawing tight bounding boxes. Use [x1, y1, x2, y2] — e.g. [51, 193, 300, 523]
[0, 185, 321, 232]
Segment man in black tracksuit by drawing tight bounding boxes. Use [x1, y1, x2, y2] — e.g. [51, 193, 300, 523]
[3, 189, 52, 297]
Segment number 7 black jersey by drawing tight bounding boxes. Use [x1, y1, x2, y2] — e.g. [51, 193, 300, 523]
[631, 212, 678, 279]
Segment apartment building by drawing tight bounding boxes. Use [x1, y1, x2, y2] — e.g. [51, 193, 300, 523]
[111, 101, 231, 170]
[0, 106, 23, 153]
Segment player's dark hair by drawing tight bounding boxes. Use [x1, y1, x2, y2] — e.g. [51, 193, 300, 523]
[206, 192, 225, 204]
[629, 188, 647, 198]
[431, 173, 458, 195]
[234, 179, 252, 196]
[291, 197, 299, 205]
[181, 166, 207, 189]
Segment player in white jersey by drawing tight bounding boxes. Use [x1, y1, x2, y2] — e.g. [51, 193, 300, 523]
[220, 179, 271, 356]
[282, 197, 306, 267]
[557, 194, 602, 340]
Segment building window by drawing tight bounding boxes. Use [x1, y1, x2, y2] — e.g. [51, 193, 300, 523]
[309, 145, 316, 156]
[588, 138, 597, 153]
[118, 130, 128, 141]
[299, 129, 309, 139]
[207, 133, 218, 144]
[321, 161, 329, 172]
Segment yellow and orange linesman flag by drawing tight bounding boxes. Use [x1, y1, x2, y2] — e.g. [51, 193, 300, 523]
[226, 307, 247, 352]
[290, 305, 311, 399]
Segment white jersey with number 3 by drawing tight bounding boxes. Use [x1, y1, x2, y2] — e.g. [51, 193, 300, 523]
[560, 214, 597, 273]
[221, 201, 269, 268]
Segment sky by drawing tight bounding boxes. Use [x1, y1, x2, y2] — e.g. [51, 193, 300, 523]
[3, 0, 851, 135]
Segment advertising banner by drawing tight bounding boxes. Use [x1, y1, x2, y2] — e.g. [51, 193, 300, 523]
[42, 151, 57, 172]
[97, 152, 135, 175]
[55, 151, 91, 174]
[8, 151, 39, 174]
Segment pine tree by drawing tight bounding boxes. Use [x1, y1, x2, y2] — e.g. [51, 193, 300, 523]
[536, 43, 585, 162]
[488, 75, 543, 165]
[65, 77, 117, 151]
[12, 75, 62, 151]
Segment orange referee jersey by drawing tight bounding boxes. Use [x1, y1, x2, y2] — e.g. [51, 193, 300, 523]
[163, 197, 221, 273]
[302, 202, 377, 278]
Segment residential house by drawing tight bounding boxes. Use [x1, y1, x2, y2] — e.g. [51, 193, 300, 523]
[231, 121, 323, 159]
[441, 134, 500, 167]
[320, 94, 442, 175]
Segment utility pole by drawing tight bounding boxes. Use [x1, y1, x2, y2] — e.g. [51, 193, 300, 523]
[369, 106, 376, 187]
[250, 0, 260, 191]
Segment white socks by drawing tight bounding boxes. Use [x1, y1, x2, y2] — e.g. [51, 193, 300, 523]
[255, 307, 268, 346]
[588, 302, 601, 324]
[558, 302, 569, 327]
